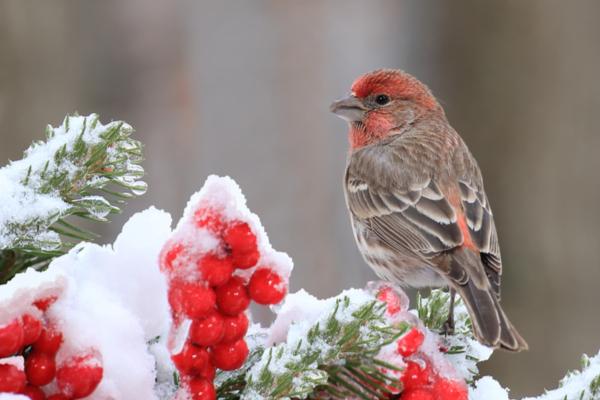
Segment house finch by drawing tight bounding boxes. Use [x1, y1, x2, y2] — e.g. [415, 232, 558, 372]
[330, 69, 527, 351]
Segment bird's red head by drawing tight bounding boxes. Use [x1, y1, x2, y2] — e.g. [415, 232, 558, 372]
[330, 69, 442, 149]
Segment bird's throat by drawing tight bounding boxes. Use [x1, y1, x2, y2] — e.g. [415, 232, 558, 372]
[348, 122, 389, 149]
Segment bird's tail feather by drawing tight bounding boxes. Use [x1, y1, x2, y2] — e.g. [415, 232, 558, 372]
[456, 281, 528, 351]
[449, 249, 528, 352]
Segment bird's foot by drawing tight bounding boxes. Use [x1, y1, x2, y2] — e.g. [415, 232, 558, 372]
[441, 318, 455, 336]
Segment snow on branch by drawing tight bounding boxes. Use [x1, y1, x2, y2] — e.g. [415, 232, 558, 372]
[0, 114, 145, 281]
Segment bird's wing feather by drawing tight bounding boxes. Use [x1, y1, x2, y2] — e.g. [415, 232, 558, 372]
[346, 144, 463, 257]
[455, 151, 503, 298]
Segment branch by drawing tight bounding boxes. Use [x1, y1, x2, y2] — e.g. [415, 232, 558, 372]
[0, 113, 145, 282]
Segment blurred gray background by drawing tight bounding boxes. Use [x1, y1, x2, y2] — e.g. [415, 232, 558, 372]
[1, 1, 599, 397]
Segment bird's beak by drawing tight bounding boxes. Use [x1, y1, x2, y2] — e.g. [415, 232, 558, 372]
[329, 95, 367, 122]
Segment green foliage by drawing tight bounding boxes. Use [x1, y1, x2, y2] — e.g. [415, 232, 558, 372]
[0, 114, 145, 283]
[417, 289, 471, 336]
[217, 297, 408, 400]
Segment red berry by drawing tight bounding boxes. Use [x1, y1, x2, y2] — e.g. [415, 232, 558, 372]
[33, 296, 58, 312]
[194, 208, 225, 234]
[33, 327, 63, 355]
[216, 277, 250, 316]
[196, 361, 216, 381]
[401, 361, 432, 390]
[197, 254, 234, 287]
[168, 280, 216, 319]
[189, 312, 225, 346]
[56, 354, 103, 399]
[186, 377, 216, 400]
[21, 384, 46, 400]
[171, 342, 210, 376]
[230, 248, 260, 270]
[25, 351, 56, 386]
[47, 395, 68, 400]
[0, 363, 26, 393]
[248, 268, 287, 305]
[396, 328, 425, 357]
[400, 388, 435, 400]
[211, 339, 249, 371]
[161, 243, 185, 273]
[0, 318, 24, 357]
[432, 378, 468, 400]
[223, 222, 257, 253]
[22, 314, 43, 346]
[221, 313, 249, 343]
[377, 287, 402, 315]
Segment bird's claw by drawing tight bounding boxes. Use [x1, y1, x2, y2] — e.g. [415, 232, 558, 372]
[441, 319, 455, 336]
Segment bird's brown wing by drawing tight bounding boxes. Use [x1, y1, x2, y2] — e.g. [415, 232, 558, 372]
[455, 151, 503, 298]
[345, 143, 463, 258]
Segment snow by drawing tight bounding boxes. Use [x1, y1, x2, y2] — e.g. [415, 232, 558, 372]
[266, 288, 375, 348]
[45, 207, 173, 399]
[0, 207, 174, 398]
[0, 266, 66, 326]
[470, 376, 510, 400]
[521, 350, 600, 400]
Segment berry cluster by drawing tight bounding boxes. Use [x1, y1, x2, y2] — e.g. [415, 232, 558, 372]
[0, 297, 103, 399]
[160, 207, 288, 400]
[376, 287, 468, 400]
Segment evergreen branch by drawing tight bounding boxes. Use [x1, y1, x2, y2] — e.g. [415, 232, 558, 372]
[233, 296, 408, 400]
[0, 113, 145, 283]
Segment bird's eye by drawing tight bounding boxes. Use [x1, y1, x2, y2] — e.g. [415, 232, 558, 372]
[374, 94, 390, 105]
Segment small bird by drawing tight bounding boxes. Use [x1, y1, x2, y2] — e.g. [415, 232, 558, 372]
[330, 69, 527, 351]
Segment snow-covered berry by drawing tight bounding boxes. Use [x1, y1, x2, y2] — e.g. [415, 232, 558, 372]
[56, 354, 103, 399]
[0, 363, 26, 393]
[21, 314, 43, 346]
[224, 222, 260, 269]
[223, 222, 256, 253]
[33, 296, 57, 312]
[230, 249, 260, 270]
[248, 268, 286, 305]
[161, 242, 185, 273]
[0, 318, 24, 357]
[401, 360, 432, 390]
[377, 286, 404, 315]
[400, 388, 435, 400]
[0, 318, 23, 358]
[186, 377, 216, 400]
[221, 313, 249, 344]
[189, 312, 225, 347]
[396, 327, 425, 357]
[21, 384, 46, 400]
[215, 277, 250, 316]
[432, 378, 468, 400]
[197, 254, 234, 287]
[168, 280, 216, 319]
[25, 351, 56, 386]
[194, 208, 225, 235]
[172, 342, 211, 376]
[33, 327, 63, 355]
[211, 339, 249, 371]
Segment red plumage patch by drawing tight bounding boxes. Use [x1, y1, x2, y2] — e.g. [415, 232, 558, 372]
[351, 69, 438, 110]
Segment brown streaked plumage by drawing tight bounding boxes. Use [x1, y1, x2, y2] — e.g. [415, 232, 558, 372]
[330, 69, 527, 351]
